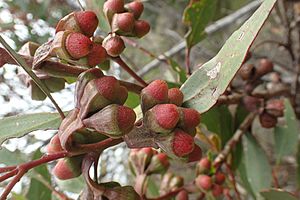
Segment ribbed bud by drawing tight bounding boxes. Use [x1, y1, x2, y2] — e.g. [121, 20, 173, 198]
[168, 88, 184, 106]
[265, 99, 284, 117]
[103, 0, 125, 23]
[256, 58, 274, 77]
[125, 1, 144, 19]
[134, 20, 150, 38]
[196, 158, 211, 175]
[160, 172, 174, 194]
[195, 175, 212, 190]
[259, 112, 278, 128]
[56, 11, 98, 37]
[147, 153, 170, 174]
[177, 108, 201, 131]
[112, 12, 135, 35]
[47, 134, 63, 154]
[83, 104, 136, 138]
[141, 80, 169, 113]
[116, 86, 129, 105]
[53, 156, 83, 180]
[176, 190, 189, 200]
[102, 34, 125, 57]
[75, 68, 104, 108]
[145, 104, 179, 134]
[87, 43, 108, 67]
[156, 129, 195, 158]
[78, 76, 120, 117]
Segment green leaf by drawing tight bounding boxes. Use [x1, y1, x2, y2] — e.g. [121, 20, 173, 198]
[56, 176, 85, 193]
[26, 150, 51, 200]
[0, 112, 62, 145]
[11, 193, 28, 200]
[169, 59, 187, 84]
[181, 0, 277, 113]
[274, 99, 299, 163]
[260, 189, 298, 200]
[238, 156, 255, 198]
[125, 92, 140, 109]
[0, 148, 27, 165]
[183, 0, 217, 48]
[242, 133, 272, 198]
[201, 105, 233, 147]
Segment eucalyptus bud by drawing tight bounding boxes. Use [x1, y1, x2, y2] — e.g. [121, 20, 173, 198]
[147, 153, 170, 174]
[83, 104, 136, 138]
[53, 156, 83, 180]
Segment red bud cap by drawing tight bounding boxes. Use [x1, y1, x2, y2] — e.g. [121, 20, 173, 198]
[66, 32, 92, 59]
[94, 76, 120, 101]
[103, 0, 125, 23]
[53, 156, 82, 180]
[178, 108, 201, 130]
[195, 175, 212, 190]
[141, 80, 169, 112]
[47, 134, 63, 154]
[83, 104, 136, 138]
[146, 104, 179, 133]
[87, 43, 108, 67]
[212, 184, 223, 197]
[168, 88, 184, 106]
[214, 172, 226, 185]
[259, 112, 278, 128]
[134, 20, 150, 38]
[238, 63, 255, 80]
[74, 11, 99, 37]
[187, 145, 202, 163]
[102, 34, 125, 57]
[197, 157, 211, 174]
[116, 86, 128, 105]
[173, 129, 195, 157]
[125, 1, 144, 19]
[175, 190, 189, 200]
[112, 12, 135, 34]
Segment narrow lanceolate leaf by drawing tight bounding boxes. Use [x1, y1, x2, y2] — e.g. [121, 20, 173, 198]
[261, 189, 298, 200]
[242, 133, 272, 199]
[274, 99, 299, 164]
[183, 0, 217, 49]
[0, 112, 63, 145]
[181, 0, 277, 113]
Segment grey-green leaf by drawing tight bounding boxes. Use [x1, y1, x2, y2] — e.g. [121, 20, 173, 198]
[242, 133, 272, 198]
[261, 189, 298, 200]
[274, 99, 299, 163]
[0, 112, 62, 145]
[183, 0, 217, 48]
[181, 0, 277, 113]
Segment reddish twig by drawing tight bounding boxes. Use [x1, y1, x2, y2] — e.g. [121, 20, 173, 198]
[75, 138, 123, 153]
[0, 151, 68, 200]
[225, 164, 241, 200]
[0, 166, 16, 174]
[112, 56, 148, 87]
[272, 167, 280, 188]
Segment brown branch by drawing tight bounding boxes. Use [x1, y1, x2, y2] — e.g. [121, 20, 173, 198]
[225, 163, 241, 200]
[213, 113, 256, 167]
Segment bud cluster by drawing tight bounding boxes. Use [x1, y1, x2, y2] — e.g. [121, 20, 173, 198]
[47, 68, 136, 180]
[195, 158, 227, 197]
[141, 80, 202, 160]
[129, 147, 170, 176]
